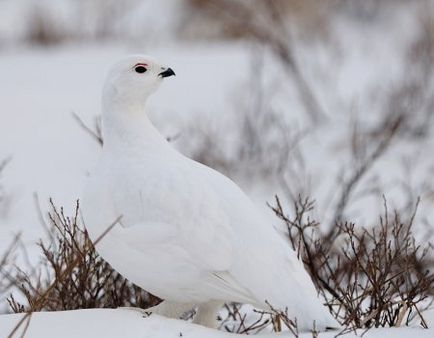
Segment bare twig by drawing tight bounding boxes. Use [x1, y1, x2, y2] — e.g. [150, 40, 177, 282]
[188, 0, 326, 124]
[6, 204, 122, 338]
[328, 116, 403, 237]
[270, 195, 433, 330]
[72, 112, 103, 146]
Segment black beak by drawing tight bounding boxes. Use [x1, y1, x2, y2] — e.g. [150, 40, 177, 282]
[159, 68, 176, 78]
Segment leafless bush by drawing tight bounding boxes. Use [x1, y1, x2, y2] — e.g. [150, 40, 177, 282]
[218, 302, 305, 336]
[181, 0, 434, 213]
[180, 53, 306, 181]
[184, 98, 301, 181]
[183, 0, 327, 125]
[1, 200, 303, 336]
[340, 1, 430, 147]
[184, 0, 334, 41]
[270, 195, 434, 330]
[26, 4, 71, 46]
[323, 6, 434, 229]
[0, 235, 20, 311]
[326, 43, 433, 232]
[22, 0, 143, 46]
[4, 200, 160, 314]
[1, 197, 433, 335]
[218, 303, 272, 334]
[329, 116, 403, 233]
[396, 6, 434, 138]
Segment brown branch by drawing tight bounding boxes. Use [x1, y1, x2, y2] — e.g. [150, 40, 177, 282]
[327, 116, 403, 241]
[72, 112, 103, 146]
[6, 211, 122, 338]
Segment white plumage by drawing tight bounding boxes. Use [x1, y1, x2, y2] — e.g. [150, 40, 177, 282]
[82, 55, 337, 331]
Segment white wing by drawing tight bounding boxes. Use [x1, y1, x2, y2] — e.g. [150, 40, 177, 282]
[84, 148, 336, 330]
[175, 158, 337, 330]
[144, 156, 333, 328]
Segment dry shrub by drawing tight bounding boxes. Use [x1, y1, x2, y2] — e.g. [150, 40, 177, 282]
[393, 6, 434, 138]
[26, 3, 71, 46]
[1, 198, 433, 335]
[219, 194, 434, 335]
[219, 302, 304, 336]
[5, 200, 160, 313]
[21, 0, 142, 46]
[177, 50, 308, 182]
[0, 157, 17, 310]
[270, 196, 434, 331]
[183, 0, 333, 42]
[362, 2, 434, 142]
[182, 0, 327, 125]
[0, 236, 19, 311]
[184, 100, 299, 181]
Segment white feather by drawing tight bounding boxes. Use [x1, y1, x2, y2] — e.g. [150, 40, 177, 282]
[82, 55, 337, 331]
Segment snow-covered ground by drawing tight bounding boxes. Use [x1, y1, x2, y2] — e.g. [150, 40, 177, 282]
[1, 309, 434, 338]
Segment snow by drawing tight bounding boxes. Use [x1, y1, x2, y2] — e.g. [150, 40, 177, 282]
[0, 1, 433, 337]
[0, 309, 433, 338]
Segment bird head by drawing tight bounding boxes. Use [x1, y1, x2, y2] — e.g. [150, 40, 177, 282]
[102, 55, 175, 108]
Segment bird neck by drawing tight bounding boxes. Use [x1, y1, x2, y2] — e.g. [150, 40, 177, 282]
[102, 100, 168, 153]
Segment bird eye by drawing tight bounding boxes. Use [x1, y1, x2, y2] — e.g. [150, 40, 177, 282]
[134, 65, 147, 74]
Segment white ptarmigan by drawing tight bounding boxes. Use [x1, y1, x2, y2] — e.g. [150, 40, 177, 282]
[82, 55, 337, 331]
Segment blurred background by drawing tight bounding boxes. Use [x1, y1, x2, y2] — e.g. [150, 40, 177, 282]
[0, 0, 433, 261]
